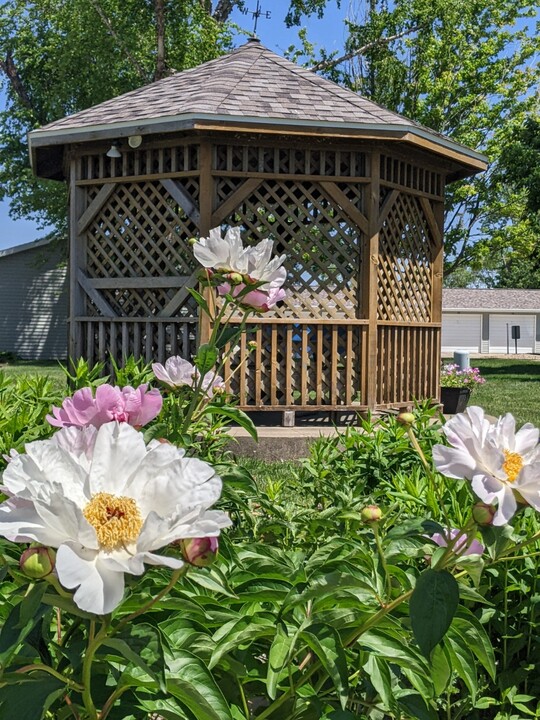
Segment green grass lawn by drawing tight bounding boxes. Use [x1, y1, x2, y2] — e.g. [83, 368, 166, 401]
[470, 358, 540, 427]
[1, 360, 66, 392]
[1, 357, 539, 427]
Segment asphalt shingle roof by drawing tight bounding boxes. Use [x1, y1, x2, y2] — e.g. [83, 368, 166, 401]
[33, 39, 441, 135]
[443, 289, 540, 311]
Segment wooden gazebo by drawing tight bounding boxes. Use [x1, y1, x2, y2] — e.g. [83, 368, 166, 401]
[29, 38, 487, 415]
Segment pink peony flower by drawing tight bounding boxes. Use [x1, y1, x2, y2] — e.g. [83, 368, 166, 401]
[46, 384, 162, 429]
[217, 282, 286, 312]
[431, 528, 484, 557]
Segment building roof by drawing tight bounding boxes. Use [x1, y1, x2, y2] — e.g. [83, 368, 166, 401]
[443, 288, 540, 312]
[0, 237, 56, 260]
[29, 38, 487, 180]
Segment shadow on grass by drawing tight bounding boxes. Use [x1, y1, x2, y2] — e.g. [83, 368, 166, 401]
[476, 361, 540, 379]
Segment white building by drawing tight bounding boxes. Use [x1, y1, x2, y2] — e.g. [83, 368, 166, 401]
[442, 289, 540, 354]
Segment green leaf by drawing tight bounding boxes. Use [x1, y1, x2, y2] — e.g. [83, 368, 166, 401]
[0, 585, 49, 668]
[410, 569, 459, 658]
[193, 344, 218, 375]
[0, 673, 65, 720]
[397, 692, 439, 720]
[451, 608, 496, 681]
[430, 644, 452, 696]
[215, 326, 242, 349]
[444, 634, 478, 703]
[363, 655, 396, 713]
[299, 624, 348, 710]
[209, 615, 276, 669]
[267, 622, 293, 699]
[203, 405, 258, 441]
[187, 287, 210, 316]
[166, 650, 233, 720]
[102, 622, 166, 692]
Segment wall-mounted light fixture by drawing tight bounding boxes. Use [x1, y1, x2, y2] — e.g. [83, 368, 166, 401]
[128, 135, 143, 149]
[106, 143, 122, 158]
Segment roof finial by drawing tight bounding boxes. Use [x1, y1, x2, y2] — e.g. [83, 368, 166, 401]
[240, 0, 271, 36]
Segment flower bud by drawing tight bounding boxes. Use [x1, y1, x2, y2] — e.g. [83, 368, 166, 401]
[180, 537, 218, 567]
[188, 237, 198, 246]
[472, 502, 496, 526]
[397, 412, 415, 427]
[226, 272, 244, 285]
[248, 341, 258, 350]
[361, 505, 382, 523]
[20, 545, 56, 579]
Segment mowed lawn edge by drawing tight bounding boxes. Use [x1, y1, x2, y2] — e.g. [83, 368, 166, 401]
[1, 357, 539, 426]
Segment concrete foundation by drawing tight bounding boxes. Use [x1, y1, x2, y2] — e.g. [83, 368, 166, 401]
[227, 426, 339, 461]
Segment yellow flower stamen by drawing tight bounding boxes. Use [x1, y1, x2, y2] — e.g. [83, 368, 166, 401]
[503, 450, 524, 483]
[83, 492, 143, 550]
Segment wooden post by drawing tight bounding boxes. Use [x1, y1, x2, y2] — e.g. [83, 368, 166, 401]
[432, 197, 445, 394]
[198, 140, 214, 345]
[68, 155, 87, 363]
[363, 150, 381, 408]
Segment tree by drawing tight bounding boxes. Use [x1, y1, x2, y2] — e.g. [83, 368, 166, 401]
[0, 0, 240, 234]
[295, 0, 540, 281]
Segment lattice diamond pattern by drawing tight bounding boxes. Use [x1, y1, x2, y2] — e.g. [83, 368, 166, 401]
[377, 193, 434, 322]
[221, 180, 361, 319]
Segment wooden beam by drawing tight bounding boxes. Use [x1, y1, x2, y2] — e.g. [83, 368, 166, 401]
[158, 271, 199, 317]
[197, 141, 214, 345]
[161, 178, 201, 225]
[319, 181, 369, 235]
[77, 269, 117, 317]
[89, 276, 191, 289]
[377, 189, 399, 230]
[365, 151, 381, 408]
[77, 183, 117, 234]
[211, 177, 263, 227]
[419, 196, 443, 245]
[69, 158, 87, 360]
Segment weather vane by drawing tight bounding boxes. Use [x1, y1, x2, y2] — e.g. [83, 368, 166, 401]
[240, 0, 271, 35]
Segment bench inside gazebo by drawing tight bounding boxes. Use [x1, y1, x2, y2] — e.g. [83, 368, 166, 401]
[29, 38, 487, 423]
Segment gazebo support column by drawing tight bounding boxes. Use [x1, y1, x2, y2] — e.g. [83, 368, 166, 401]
[68, 158, 87, 362]
[198, 140, 214, 346]
[364, 151, 381, 407]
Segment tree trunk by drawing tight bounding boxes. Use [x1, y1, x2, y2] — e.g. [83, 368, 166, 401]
[154, 0, 167, 81]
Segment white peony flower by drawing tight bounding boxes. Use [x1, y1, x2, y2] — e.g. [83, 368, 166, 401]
[193, 227, 286, 288]
[0, 422, 231, 614]
[152, 356, 225, 395]
[433, 406, 540, 525]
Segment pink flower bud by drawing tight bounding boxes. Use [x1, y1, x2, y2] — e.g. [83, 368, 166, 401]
[361, 505, 383, 523]
[20, 545, 56, 579]
[472, 502, 496, 526]
[180, 537, 219, 567]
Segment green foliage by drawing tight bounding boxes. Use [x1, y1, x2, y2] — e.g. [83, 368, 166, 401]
[0, 371, 62, 467]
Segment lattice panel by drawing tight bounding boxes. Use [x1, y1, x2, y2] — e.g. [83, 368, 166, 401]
[219, 180, 362, 319]
[85, 180, 200, 316]
[78, 143, 199, 181]
[225, 322, 366, 407]
[377, 192, 434, 323]
[215, 144, 367, 177]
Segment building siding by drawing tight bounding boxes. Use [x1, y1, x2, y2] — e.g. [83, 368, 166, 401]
[0, 242, 68, 360]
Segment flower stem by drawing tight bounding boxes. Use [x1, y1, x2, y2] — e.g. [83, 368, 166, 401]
[372, 523, 391, 601]
[80, 619, 111, 719]
[115, 566, 187, 631]
[15, 663, 84, 692]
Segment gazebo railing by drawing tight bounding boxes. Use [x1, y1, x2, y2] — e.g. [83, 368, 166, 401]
[223, 318, 369, 409]
[71, 316, 198, 368]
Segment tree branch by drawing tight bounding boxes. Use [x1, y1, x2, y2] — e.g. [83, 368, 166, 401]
[0, 49, 33, 111]
[88, 0, 148, 82]
[154, 0, 167, 81]
[212, 0, 238, 23]
[310, 25, 422, 73]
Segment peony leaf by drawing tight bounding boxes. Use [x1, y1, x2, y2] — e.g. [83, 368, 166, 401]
[167, 650, 233, 720]
[299, 623, 349, 710]
[410, 569, 459, 659]
[193, 344, 218, 375]
[0, 673, 65, 720]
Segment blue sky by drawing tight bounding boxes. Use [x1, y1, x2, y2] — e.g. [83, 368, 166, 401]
[0, 0, 349, 251]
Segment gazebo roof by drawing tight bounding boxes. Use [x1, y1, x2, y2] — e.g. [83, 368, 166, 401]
[29, 38, 487, 179]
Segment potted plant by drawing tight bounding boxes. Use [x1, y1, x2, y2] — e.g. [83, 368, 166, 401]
[440, 363, 485, 413]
